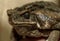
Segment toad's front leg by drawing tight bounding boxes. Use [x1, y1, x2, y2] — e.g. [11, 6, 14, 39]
[11, 28, 23, 41]
[47, 30, 60, 41]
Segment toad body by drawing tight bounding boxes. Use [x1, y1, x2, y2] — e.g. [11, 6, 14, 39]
[7, 1, 60, 41]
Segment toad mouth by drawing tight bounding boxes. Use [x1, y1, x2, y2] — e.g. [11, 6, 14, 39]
[20, 37, 47, 41]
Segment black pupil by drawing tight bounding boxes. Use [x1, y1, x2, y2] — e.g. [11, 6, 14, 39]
[23, 13, 30, 19]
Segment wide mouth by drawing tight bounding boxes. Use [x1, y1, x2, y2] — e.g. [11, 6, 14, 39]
[19, 36, 60, 41]
[20, 37, 47, 41]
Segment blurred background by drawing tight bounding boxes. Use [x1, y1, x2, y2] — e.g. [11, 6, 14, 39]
[0, 0, 60, 41]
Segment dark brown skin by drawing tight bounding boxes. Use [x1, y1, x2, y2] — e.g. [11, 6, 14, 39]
[7, 1, 60, 41]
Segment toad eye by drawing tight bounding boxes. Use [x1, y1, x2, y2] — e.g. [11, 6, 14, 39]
[21, 12, 30, 19]
[24, 13, 30, 19]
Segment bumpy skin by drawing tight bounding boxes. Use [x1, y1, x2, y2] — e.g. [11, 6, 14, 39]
[7, 1, 60, 41]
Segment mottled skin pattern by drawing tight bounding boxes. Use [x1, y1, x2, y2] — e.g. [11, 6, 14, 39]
[7, 1, 60, 41]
